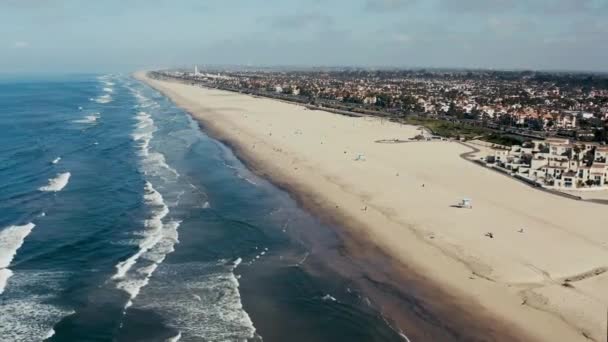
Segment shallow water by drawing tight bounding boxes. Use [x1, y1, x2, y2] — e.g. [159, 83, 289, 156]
[0, 74, 406, 341]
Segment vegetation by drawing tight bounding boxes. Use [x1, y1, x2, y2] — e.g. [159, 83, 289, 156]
[401, 116, 523, 146]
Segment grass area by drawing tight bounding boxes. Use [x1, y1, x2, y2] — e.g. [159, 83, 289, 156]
[402, 117, 523, 146]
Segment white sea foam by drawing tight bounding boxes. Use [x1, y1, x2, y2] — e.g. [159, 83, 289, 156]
[39, 172, 71, 192]
[94, 94, 112, 104]
[113, 180, 182, 316]
[0, 271, 73, 342]
[113, 182, 168, 280]
[100, 77, 115, 87]
[0, 268, 13, 295]
[166, 332, 182, 342]
[73, 114, 99, 124]
[111, 88, 185, 315]
[115, 219, 181, 309]
[132, 111, 156, 156]
[132, 111, 180, 180]
[239, 174, 258, 186]
[103, 87, 114, 93]
[0, 222, 36, 294]
[133, 90, 150, 105]
[51, 157, 61, 164]
[144, 152, 180, 178]
[120, 84, 256, 340]
[322, 294, 337, 302]
[129, 262, 256, 341]
[43, 328, 56, 339]
[223, 161, 258, 186]
[0, 223, 35, 269]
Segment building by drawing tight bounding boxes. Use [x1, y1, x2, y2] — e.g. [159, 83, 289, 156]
[485, 139, 608, 190]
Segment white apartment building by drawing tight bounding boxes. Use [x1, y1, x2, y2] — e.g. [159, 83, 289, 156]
[487, 138, 608, 190]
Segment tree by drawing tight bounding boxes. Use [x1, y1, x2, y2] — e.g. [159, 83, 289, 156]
[527, 118, 543, 131]
[466, 107, 481, 120]
[375, 94, 391, 108]
[447, 102, 459, 117]
[584, 147, 596, 167]
[498, 114, 513, 126]
[521, 154, 533, 165]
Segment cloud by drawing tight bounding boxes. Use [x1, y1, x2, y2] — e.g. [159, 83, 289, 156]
[536, 0, 608, 14]
[392, 33, 413, 43]
[264, 12, 334, 30]
[437, 0, 518, 12]
[436, 0, 608, 14]
[364, 0, 417, 12]
[14, 41, 29, 48]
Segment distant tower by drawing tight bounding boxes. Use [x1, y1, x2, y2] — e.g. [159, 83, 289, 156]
[194, 65, 199, 76]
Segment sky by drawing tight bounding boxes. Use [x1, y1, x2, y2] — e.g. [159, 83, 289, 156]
[1, 0, 607, 73]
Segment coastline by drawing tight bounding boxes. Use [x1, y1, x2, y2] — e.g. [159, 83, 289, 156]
[135, 71, 608, 342]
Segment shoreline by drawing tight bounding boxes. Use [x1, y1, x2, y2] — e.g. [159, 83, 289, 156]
[150, 72, 608, 206]
[212, 124, 524, 341]
[136, 71, 608, 342]
[138, 74, 520, 341]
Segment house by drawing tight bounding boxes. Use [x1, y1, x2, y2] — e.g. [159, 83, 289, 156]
[484, 138, 608, 189]
[595, 147, 608, 163]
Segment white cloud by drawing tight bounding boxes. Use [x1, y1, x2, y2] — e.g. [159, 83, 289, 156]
[14, 41, 30, 48]
[393, 33, 413, 43]
[365, 0, 417, 12]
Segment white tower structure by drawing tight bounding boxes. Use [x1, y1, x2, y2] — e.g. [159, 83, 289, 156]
[194, 65, 199, 76]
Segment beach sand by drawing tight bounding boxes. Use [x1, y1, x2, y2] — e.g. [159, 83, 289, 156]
[137, 72, 608, 342]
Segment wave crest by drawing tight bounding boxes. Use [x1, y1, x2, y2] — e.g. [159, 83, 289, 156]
[0, 223, 36, 294]
[39, 172, 71, 192]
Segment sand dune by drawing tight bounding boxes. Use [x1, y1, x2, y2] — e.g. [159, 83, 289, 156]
[137, 72, 608, 342]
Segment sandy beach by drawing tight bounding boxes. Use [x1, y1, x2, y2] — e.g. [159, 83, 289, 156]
[137, 72, 608, 342]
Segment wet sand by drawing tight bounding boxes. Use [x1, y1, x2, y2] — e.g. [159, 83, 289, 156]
[136, 72, 608, 342]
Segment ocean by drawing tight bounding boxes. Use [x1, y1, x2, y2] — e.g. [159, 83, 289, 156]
[0, 74, 407, 341]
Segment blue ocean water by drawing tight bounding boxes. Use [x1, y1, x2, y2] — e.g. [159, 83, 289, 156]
[0, 74, 405, 341]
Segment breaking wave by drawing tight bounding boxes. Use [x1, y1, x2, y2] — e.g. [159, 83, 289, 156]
[166, 332, 182, 342]
[0, 270, 73, 342]
[39, 172, 71, 192]
[0, 223, 35, 295]
[95, 94, 113, 104]
[112, 182, 180, 309]
[112, 183, 170, 280]
[73, 113, 99, 124]
[115, 83, 256, 340]
[130, 261, 256, 341]
[111, 94, 182, 312]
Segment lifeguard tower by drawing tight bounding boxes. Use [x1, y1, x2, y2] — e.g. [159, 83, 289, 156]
[458, 198, 473, 209]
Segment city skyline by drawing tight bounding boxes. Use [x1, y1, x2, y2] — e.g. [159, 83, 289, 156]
[2, 0, 608, 73]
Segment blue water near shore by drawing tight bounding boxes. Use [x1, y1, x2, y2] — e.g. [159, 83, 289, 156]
[0, 74, 405, 341]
